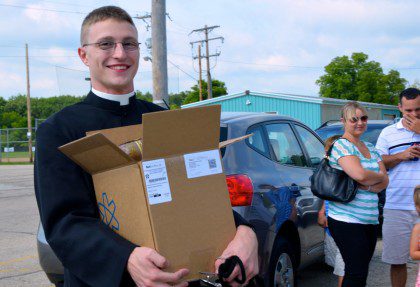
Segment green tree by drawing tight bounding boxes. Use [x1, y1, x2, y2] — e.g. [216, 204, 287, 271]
[182, 79, 228, 105]
[316, 52, 407, 105]
[135, 91, 153, 102]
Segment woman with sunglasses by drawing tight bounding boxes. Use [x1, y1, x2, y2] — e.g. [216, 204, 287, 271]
[327, 101, 389, 287]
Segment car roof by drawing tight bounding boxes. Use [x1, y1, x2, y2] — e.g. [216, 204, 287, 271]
[221, 112, 299, 125]
[317, 119, 394, 129]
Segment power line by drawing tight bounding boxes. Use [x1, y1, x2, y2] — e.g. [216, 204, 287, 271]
[0, 3, 86, 14]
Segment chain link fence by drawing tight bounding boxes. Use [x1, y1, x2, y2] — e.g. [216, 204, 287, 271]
[0, 127, 37, 163]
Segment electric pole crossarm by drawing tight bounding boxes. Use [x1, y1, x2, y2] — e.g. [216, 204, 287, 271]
[189, 25, 220, 34]
[189, 37, 224, 45]
[193, 53, 220, 60]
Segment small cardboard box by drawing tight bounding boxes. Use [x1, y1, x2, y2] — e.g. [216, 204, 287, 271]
[59, 105, 237, 280]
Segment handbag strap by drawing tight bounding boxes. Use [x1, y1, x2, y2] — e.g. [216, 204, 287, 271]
[326, 137, 350, 157]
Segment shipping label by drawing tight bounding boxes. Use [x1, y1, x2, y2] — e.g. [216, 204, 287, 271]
[142, 159, 172, 205]
[184, 149, 223, 179]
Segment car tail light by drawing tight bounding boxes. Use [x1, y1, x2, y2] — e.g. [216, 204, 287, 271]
[226, 174, 253, 206]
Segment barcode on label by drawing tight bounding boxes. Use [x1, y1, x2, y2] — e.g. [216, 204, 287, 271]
[149, 177, 167, 183]
[208, 159, 217, 169]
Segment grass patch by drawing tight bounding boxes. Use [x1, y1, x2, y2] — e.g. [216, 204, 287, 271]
[0, 162, 33, 165]
[1, 151, 31, 158]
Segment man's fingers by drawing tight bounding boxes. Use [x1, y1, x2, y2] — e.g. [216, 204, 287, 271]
[225, 265, 241, 282]
[157, 268, 189, 283]
[148, 250, 169, 269]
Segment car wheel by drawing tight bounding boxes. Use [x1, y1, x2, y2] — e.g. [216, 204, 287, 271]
[268, 237, 296, 287]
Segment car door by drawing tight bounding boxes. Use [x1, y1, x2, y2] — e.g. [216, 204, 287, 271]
[262, 122, 324, 258]
[291, 124, 326, 263]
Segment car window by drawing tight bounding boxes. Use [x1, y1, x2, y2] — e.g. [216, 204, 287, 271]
[316, 124, 387, 145]
[360, 126, 386, 146]
[265, 123, 307, 167]
[315, 127, 343, 141]
[246, 126, 269, 156]
[219, 126, 228, 158]
[294, 125, 325, 166]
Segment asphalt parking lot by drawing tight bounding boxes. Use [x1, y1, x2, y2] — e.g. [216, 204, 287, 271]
[0, 165, 417, 286]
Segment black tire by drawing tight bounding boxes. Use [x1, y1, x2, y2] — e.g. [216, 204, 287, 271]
[268, 237, 296, 287]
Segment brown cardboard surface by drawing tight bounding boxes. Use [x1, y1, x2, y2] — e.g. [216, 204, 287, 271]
[93, 164, 155, 249]
[146, 154, 236, 276]
[59, 133, 134, 174]
[86, 124, 142, 146]
[142, 106, 221, 160]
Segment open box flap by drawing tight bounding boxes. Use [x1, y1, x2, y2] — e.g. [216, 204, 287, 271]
[86, 124, 142, 146]
[218, 134, 252, 149]
[142, 105, 221, 160]
[59, 133, 135, 174]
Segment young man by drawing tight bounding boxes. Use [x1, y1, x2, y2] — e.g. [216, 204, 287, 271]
[35, 6, 258, 287]
[376, 87, 420, 287]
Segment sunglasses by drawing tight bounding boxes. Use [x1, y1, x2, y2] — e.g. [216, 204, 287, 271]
[348, 115, 368, 123]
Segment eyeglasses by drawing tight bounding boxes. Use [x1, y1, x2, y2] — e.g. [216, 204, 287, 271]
[348, 115, 368, 123]
[82, 40, 140, 52]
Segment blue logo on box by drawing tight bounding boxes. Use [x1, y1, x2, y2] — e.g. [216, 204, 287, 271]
[98, 192, 120, 231]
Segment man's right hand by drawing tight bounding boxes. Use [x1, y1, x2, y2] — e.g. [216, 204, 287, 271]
[399, 145, 420, 161]
[127, 247, 189, 287]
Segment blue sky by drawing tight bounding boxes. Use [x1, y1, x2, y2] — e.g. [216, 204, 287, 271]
[1, 0, 419, 99]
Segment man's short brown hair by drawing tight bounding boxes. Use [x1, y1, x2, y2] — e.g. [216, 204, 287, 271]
[80, 6, 135, 45]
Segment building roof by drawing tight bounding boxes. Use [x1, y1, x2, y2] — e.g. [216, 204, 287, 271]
[181, 91, 399, 110]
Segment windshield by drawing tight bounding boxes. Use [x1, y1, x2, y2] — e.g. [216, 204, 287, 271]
[316, 125, 387, 146]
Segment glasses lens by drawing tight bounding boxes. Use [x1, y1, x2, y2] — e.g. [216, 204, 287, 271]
[122, 42, 140, 51]
[349, 117, 358, 123]
[361, 115, 368, 122]
[97, 41, 115, 50]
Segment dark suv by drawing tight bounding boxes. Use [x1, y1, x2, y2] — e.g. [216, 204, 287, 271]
[38, 112, 326, 287]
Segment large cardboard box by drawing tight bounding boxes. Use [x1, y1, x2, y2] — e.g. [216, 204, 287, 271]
[59, 105, 237, 280]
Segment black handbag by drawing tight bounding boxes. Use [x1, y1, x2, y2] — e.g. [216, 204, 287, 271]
[310, 138, 358, 203]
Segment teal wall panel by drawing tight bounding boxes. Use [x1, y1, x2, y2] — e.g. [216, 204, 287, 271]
[205, 94, 322, 129]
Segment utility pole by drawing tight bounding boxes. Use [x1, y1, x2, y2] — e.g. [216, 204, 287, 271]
[25, 43, 33, 163]
[198, 45, 203, 101]
[133, 1, 169, 108]
[190, 25, 223, 99]
[151, 0, 168, 107]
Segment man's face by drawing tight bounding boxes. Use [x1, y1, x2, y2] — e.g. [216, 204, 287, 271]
[78, 19, 139, 94]
[399, 96, 420, 119]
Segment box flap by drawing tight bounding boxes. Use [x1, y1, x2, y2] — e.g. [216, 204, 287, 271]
[142, 106, 221, 160]
[218, 134, 252, 149]
[59, 133, 135, 174]
[86, 124, 142, 146]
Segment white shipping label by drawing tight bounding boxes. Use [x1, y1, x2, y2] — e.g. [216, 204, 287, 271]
[184, 149, 223, 179]
[142, 159, 172, 205]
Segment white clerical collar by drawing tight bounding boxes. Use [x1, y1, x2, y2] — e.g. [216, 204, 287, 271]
[92, 88, 134, 106]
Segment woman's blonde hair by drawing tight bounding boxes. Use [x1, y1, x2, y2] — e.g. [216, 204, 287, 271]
[341, 101, 368, 121]
[414, 185, 420, 208]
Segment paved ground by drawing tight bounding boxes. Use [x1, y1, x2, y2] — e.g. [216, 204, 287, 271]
[0, 165, 417, 286]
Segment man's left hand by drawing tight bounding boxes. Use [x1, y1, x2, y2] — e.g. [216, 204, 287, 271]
[214, 225, 259, 286]
[404, 114, 420, 134]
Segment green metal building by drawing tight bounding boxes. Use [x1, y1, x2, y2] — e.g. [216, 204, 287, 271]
[181, 91, 400, 130]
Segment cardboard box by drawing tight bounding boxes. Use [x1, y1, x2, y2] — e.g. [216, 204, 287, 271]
[59, 105, 237, 280]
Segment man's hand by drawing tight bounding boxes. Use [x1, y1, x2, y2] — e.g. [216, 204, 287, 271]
[404, 114, 420, 134]
[127, 247, 189, 287]
[398, 144, 420, 161]
[214, 225, 259, 287]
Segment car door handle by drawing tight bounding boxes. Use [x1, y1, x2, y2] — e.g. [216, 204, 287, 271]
[297, 197, 314, 208]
